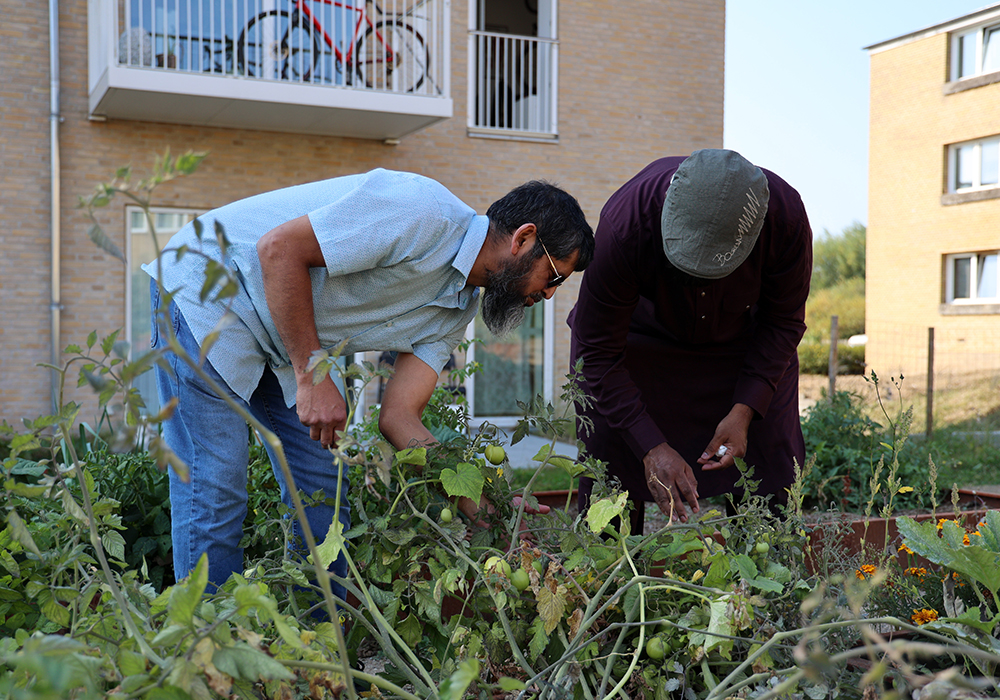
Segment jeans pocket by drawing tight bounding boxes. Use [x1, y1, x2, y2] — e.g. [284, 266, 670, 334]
[149, 279, 160, 349]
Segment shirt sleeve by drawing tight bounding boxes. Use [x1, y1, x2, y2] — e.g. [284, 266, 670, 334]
[572, 220, 668, 461]
[732, 184, 813, 418]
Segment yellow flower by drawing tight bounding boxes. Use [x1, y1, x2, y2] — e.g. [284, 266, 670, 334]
[963, 533, 971, 546]
[897, 486, 914, 494]
[497, 468, 504, 478]
[691, 569, 704, 583]
[898, 543, 915, 555]
[856, 564, 877, 580]
[936, 518, 951, 530]
[911, 608, 939, 625]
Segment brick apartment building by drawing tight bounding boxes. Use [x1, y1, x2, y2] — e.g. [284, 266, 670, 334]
[1, 0, 724, 429]
[866, 4, 1000, 380]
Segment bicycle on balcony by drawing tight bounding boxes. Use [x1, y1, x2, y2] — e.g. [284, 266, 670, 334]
[235, 0, 429, 91]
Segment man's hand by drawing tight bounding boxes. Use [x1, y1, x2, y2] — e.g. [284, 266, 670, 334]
[457, 495, 551, 549]
[643, 442, 699, 522]
[295, 374, 347, 447]
[697, 403, 753, 471]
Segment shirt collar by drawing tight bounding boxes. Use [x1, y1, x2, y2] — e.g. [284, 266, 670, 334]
[452, 214, 490, 283]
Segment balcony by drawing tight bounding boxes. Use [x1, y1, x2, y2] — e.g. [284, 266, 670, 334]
[87, 0, 451, 140]
[468, 30, 557, 140]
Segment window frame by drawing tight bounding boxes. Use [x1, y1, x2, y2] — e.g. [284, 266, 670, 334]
[947, 136, 1000, 193]
[944, 251, 1000, 304]
[951, 20, 1000, 81]
[463, 296, 555, 429]
[126, 205, 202, 413]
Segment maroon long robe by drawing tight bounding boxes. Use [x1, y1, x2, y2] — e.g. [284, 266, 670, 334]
[569, 157, 813, 511]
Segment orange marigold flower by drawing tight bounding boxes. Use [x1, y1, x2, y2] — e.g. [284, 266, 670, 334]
[856, 564, 877, 580]
[911, 608, 939, 625]
[936, 518, 950, 530]
[904, 567, 927, 578]
[963, 533, 971, 545]
[898, 543, 915, 555]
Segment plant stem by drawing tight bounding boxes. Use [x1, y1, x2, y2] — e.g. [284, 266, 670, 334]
[278, 659, 422, 700]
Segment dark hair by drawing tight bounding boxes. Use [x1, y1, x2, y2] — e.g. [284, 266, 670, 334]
[486, 181, 595, 271]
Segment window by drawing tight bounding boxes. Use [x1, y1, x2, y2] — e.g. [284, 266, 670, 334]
[127, 207, 200, 413]
[464, 297, 555, 427]
[467, 0, 558, 139]
[949, 137, 1000, 192]
[945, 251, 1000, 303]
[952, 21, 1000, 80]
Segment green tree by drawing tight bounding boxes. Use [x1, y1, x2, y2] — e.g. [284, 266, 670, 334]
[811, 222, 865, 290]
[803, 222, 866, 347]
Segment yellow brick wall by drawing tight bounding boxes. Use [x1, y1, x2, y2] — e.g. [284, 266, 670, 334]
[1, 0, 724, 425]
[867, 31, 1000, 379]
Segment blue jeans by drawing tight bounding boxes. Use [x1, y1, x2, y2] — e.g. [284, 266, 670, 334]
[151, 280, 350, 599]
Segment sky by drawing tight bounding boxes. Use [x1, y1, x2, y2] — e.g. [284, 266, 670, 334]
[723, 0, 995, 238]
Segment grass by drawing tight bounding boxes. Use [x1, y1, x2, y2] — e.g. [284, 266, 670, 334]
[800, 371, 1000, 435]
[509, 466, 577, 493]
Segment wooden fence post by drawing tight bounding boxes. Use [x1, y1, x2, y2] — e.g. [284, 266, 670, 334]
[828, 315, 839, 402]
[926, 327, 935, 439]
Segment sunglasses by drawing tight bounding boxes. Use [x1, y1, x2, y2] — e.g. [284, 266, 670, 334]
[538, 238, 567, 289]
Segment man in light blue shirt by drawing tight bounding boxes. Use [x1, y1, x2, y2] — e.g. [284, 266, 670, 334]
[145, 168, 594, 591]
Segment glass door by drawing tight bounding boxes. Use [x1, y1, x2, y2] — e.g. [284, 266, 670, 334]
[467, 297, 551, 426]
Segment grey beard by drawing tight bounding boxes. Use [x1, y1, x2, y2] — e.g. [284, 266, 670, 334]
[479, 254, 536, 338]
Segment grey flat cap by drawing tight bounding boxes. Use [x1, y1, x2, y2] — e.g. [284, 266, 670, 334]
[661, 149, 770, 279]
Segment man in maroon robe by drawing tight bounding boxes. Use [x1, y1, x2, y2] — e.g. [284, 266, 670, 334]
[569, 149, 812, 531]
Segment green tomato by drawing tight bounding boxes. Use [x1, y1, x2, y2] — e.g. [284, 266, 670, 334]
[511, 568, 530, 591]
[532, 559, 545, 575]
[645, 636, 665, 660]
[484, 444, 506, 465]
[440, 507, 453, 523]
[755, 541, 770, 555]
[485, 556, 512, 577]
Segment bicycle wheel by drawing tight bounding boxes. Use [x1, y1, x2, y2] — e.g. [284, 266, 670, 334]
[237, 10, 320, 81]
[353, 20, 428, 92]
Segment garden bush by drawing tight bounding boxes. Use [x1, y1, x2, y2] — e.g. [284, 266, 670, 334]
[798, 341, 865, 375]
[798, 379, 941, 512]
[804, 276, 866, 343]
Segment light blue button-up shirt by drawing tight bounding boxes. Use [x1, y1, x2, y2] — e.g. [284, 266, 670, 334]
[143, 169, 488, 406]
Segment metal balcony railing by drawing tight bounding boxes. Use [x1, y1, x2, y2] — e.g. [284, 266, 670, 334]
[469, 30, 557, 136]
[110, 0, 447, 96]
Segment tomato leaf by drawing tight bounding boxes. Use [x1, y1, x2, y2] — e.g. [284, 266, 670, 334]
[168, 553, 209, 627]
[394, 447, 427, 467]
[212, 643, 294, 681]
[586, 492, 628, 534]
[440, 462, 484, 503]
[536, 583, 568, 635]
[439, 658, 480, 700]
